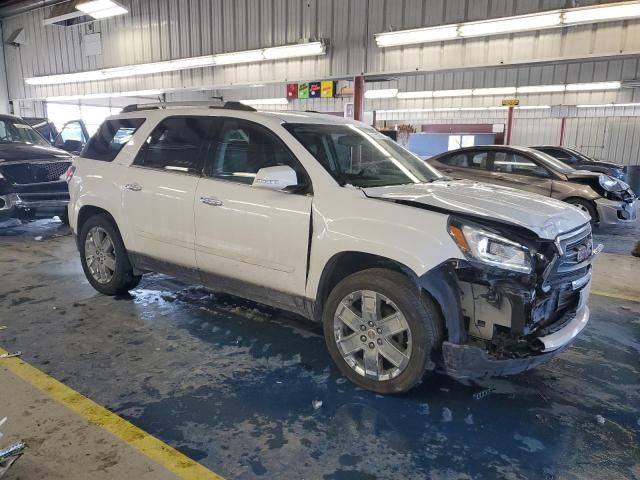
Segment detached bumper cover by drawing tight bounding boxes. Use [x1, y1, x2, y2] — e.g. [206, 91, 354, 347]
[595, 197, 638, 225]
[442, 304, 590, 379]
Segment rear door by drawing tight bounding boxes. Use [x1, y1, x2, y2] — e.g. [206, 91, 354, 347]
[122, 116, 214, 277]
[194, 117, 312, 310]
[54, 120, 89, 154]
[434, 150, 493, 182]
[487, 150, 553, 197]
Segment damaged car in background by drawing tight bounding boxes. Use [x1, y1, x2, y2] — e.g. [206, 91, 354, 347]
[68, 106, 599, 393]
[427, 145, 638, 227]
[0, 115, 73, 224]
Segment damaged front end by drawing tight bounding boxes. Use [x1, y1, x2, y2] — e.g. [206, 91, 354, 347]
[421, 217, 597, 379]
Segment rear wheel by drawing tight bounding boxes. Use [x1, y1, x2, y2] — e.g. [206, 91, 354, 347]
[566, 198, 598, 225]
[322, 268, 443, 394]
[79, 214, 141, 295]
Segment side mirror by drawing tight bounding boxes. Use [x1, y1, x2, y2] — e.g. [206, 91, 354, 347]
[252, 165, 299, 191]
[61, 139, 84, 153]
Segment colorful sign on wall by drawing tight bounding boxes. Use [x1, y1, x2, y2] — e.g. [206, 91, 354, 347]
[309, 82, 322, 98]
[298, 83, 309, 99]
[287, 83, 298, 100]
[321, 81, 335, 98]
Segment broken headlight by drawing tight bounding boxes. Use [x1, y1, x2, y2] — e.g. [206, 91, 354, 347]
[448, 222, 533, 274]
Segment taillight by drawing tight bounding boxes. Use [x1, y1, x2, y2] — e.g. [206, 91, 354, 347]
[63, 165, 76, 183]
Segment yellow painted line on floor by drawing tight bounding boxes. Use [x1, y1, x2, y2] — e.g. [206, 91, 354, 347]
[591, 290, 640, 303]
[0, 347, 224, 480]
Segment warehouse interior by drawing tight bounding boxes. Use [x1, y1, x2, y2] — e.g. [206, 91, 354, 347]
[0, 1, 639, 479]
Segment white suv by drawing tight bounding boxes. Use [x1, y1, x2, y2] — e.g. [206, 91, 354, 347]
[68, 102, 597, 394]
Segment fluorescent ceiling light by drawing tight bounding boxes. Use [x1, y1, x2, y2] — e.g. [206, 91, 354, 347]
[564, 1, 640, 24]
[364, 89, 398, 99]
[566, 81, 621, 91]
[76, 0, 127, 19]
[240, 98, 288, 106]
[432, 89, 473, 98]
[460, 12, 561, 38]
[375, 25, 458, 48]
[473, 87, 517, 96]
[46, 89, 163, 101]
[397, 81, 622, 99]
[517, 84, 566, 93]
[374, 2, 640, 48]
[577, 102, 640, 108]
[397, 91, 433, 99]
[516, 105, 552, 109]
[263, 42, 326, 59]
[214, 50, 263, 65]
[25, 41, 326, 85]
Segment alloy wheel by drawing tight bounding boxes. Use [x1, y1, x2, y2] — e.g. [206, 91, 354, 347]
[333, 290, 412, 381]
[85, 226, 116, 284]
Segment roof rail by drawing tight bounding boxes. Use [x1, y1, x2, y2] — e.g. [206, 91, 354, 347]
[121, 101, 257, 113]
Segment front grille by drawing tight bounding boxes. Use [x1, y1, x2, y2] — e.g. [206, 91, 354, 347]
[0, 160, 71, 185]
[544, 224, 593, 288]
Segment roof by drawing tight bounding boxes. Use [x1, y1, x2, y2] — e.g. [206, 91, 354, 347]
[433, 145, 543, 155]
[111, 104, 365, 128]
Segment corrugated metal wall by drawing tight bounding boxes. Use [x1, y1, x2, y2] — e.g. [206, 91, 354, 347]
[4, 0, 640, 100]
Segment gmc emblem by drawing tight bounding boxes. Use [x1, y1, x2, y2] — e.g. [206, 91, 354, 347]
[576, 242, 593, 263]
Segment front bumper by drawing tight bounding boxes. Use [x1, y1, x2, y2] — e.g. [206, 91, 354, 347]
[0, 193, 17, 222]
[595, 197, 638, 225]
[443, 303, 589, 379]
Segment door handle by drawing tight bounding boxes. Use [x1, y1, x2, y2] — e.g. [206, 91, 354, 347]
[200, 196, 223, 207]
[444, 168, 453, 173]
[124, 183, 142, 192]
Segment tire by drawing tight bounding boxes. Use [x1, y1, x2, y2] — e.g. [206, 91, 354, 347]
[59, 209, 70, 226]
[566, 198, 598, 225]
[322, 268, 443, 394]
[79, 214, 141, 295]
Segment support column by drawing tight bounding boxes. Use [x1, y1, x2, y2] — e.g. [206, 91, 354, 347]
[353, 75, 365, 122]
[559, 117, 566, 146]
[505, 106, 514, 145]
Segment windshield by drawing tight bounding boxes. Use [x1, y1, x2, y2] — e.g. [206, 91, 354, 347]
[284, 123, 442, 187]
[529, 149, 575, 174]
[0, 118, 50, 146]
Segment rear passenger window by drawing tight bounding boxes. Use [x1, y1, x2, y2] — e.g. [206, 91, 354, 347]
[207, 118, 303, 185]
[443, 152, 487, 169]
[82, 118, 145, 162]
[134, 117, 212, 173]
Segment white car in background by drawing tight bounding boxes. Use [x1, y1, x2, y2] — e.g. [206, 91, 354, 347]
[67, 103, 596, 394]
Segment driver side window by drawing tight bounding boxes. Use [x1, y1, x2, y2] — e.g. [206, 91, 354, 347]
[493, 152, 549, 177]
[206, 118, 303, 185]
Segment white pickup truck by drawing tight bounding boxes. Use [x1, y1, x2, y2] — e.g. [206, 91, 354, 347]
[67, 102, 596, 394]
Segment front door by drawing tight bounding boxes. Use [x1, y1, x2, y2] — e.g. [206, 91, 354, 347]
[487, 150, 553, 197]
[122, 116, 214, 277]
[194, 117, 312, 311]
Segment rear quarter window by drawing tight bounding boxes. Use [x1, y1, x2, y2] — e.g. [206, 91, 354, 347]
[81, 118, 146, 161]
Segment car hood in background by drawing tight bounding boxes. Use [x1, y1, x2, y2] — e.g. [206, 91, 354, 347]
[586, 159, 624, 169]
[363, 180, 589, 240]
[0, 144, 72, 163]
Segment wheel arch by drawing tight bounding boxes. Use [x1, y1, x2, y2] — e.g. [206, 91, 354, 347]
[311, 252, 453, 334]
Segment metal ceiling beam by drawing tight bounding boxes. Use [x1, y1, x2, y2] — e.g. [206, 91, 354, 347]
[0, 0, 68, 19]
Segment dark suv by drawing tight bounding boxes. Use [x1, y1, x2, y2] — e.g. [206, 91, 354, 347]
[0, 115, 73, 223]
[532, 146, 626, 181]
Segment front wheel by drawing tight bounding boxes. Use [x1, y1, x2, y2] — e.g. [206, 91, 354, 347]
[79, 214, 141, 295]
[322, 268, 443, 394]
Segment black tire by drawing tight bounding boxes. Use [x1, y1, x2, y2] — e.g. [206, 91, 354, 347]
[566, 198, 598, 225]
[322, 268, 444, 394]
[59, 209, 70, 225]
[79, 214, 141, 295]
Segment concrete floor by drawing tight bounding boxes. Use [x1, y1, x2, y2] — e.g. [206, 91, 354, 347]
[0, 218, 639, 480]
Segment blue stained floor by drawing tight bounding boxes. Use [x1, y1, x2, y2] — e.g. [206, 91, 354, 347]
[1, 219, 639, 479]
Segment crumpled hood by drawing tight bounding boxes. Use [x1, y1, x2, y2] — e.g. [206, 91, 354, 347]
[0, 144, 71, 162]
[363, 180, 590, 240]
